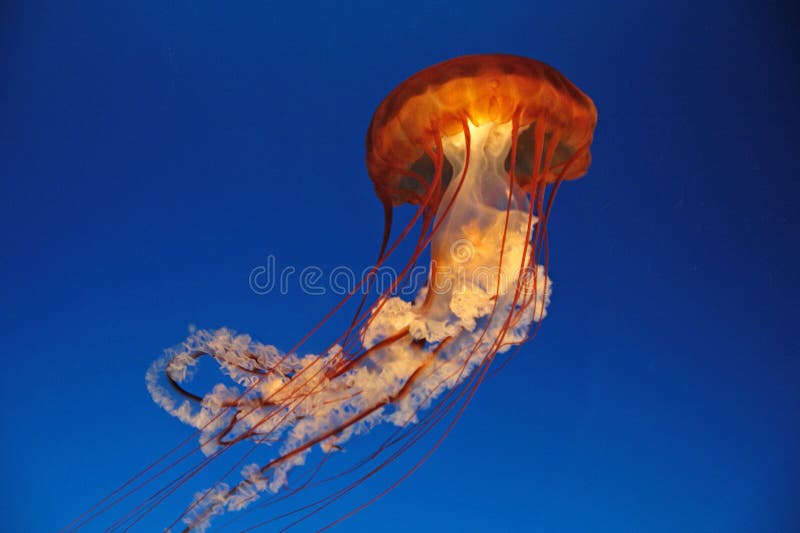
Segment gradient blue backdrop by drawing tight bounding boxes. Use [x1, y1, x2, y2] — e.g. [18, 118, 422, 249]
[2, 1, 798, 531]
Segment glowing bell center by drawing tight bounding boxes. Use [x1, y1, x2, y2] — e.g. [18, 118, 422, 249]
[427, 120, 534, 322]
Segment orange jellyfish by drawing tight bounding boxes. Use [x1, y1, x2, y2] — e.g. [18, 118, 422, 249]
[70, 54, 596, 532]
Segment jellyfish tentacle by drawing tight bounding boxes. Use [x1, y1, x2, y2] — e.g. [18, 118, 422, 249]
[71, 55, 596, 533]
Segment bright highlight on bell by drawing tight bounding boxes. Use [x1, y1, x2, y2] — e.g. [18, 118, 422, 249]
[72, 54, 597, 531]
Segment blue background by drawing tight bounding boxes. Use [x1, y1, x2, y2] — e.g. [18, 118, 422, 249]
[2, 1, 798, 531]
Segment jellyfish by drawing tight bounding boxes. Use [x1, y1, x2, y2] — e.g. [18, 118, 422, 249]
[72, 54, 596, 531]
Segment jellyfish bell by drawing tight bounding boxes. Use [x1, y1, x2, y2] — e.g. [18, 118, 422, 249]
[69, 54, 596, 532]
[366, 53, 595, 200]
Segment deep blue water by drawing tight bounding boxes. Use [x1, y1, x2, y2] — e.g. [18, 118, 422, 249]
[2, 1, 798, 531]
